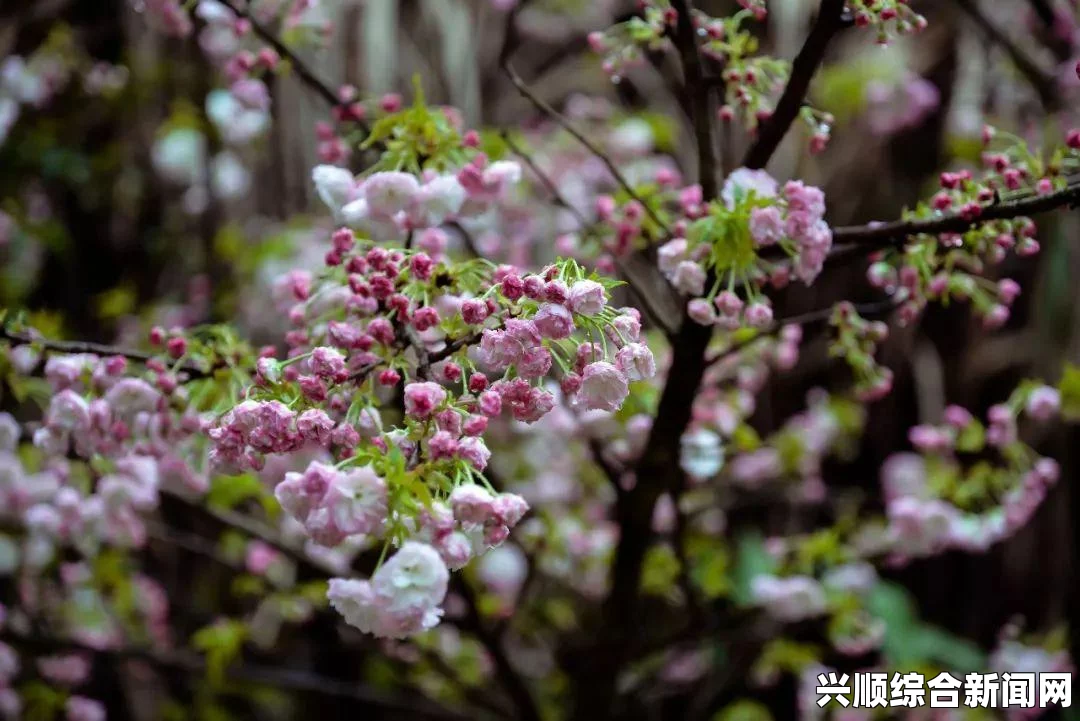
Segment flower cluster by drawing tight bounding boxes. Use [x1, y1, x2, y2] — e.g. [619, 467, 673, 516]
[198, 132, 659, 637]
[828, 302, 894, 401]
[312, 156, 522, 242]
[861, 127, 1080, 330]
[662, 168, 832, 329]
[586, 1, 673, 84]
[848, 0, 928, 43]
[0, 344, 214, 568]
[875, 382, 1062, 562]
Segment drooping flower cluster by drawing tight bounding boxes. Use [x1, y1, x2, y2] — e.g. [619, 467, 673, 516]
[313, 156, 522, 242]
[0, 344, 214, 567]
[196, 132, 660, 637]
[848, 0, 928, 42]
[586, 2, 674, 84]
[874, 381, 1063, 562]
[661, 168, 832, 329]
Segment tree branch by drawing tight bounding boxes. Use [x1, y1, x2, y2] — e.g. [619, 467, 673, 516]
[828, 181, 1080, 258]
[216, 0, 339, 110]
[500, 130, 679, 336]
[670, 0, 719, 199]
[953, 0, 1060, 110]
[742, 0, 848, 170]
[1, 631, 472, 721]
[498, 7, 673, 238]
[0, 326, 217, 380]
[454, 578, 542, 721]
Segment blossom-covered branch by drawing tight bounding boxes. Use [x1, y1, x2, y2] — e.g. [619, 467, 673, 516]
[830, 179, 1080, 254]
[215, 0, 343, 113]
[742, 0, 849, 170]
[0, 325, 218, 380]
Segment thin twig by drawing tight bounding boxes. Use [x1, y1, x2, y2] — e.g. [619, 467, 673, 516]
[742, 0, 848, 170]
[164, 490, 341, 577]
[953, 0, 1060, 110]
[500, 130, 589, 229]
[454, 578, 542, 721]
[0, 326, 216, 379]
[498, 7, 673, 237]
[216, 0, 360, 122]
[500, 130, 679, 335]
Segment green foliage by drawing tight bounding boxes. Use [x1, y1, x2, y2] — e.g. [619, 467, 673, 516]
[192, 619, 249, 687]
[866, 582, 985, 671]
[363, 76, 467, 173]
[730, 533, 777, 606]
[1057, 362, 1080, 421]
[207, 473, 276, 515]
[687, 537, 731, 599]
[712, 699, 773, 721]
[752, 639, 821, 681]
[19, 681, 68, 721]
[641, 543, 681, 596]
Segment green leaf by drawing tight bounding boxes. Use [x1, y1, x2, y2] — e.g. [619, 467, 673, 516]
[867, 582, 985, 671]
[95, 285, 137, 320]
[207, 473, 269, 512]
[954, 420, 986, 453]
[712, 700, 773, 721]
[19, 681, 68, 721]
[192, 619, 248, 687]
[730, 532, 777, 606]
[731, 424, 762, 452]
[1057, 363, 1080, 421]
[690, 544, 730, 599]
[641, 544, 680, 596]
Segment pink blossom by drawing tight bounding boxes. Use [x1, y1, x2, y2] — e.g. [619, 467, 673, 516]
[404, 382, 447, 419]
[458, 437, 491, 470]
[749, 205, 784, 246]
[409, 175, 465, 227]
[275, 461, 337, 524]
[568, 280, 606, 316]
[657, 238, 688, 274]
[362, 172, 420, 218]
[671, 261, 706, 295]
[307, 465, 388, 545]
[460, 299, 489, 325]
[578, 362, 630, 412]
[312, 165, 357, 214]
[1025, 386, 1060, 422]
[533, 303, 575, 339]
[435, 531, 473, 570]
[615, 343, 656, 381]
[729, 448, 782, 487]
[721, 168, 778, 208]
[450, 484, 495, 525]
[514, 347, 549, 378]
[345, 541, 449, 638]
[104, 378, 161, 419]
[688, 298, 716, 325]
[66, 696, 105, 721]
[478, 390, 502, 417]
[492, 493, 529, 527]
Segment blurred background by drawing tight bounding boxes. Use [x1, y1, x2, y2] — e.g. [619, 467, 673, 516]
[3, 0, 1080, 718]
